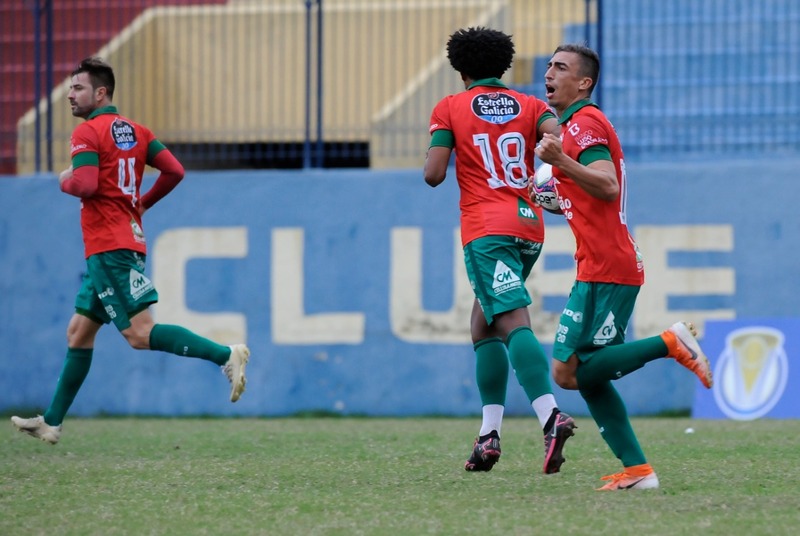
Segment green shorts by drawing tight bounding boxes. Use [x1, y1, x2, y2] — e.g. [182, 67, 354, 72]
[464, 235, 542, 324]
[74, 250, 159, 331]
[552, 281, 640, 363]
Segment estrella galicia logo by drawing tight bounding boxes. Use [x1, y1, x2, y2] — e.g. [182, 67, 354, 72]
[471, 92, 520, 124]
[713, 327, 789, 420]
[111, 119, 137, 150]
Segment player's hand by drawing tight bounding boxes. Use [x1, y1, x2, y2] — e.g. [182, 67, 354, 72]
[534, 133, 563, 165]
[58, 166, 73, 187]
[527, 180, 535, 200]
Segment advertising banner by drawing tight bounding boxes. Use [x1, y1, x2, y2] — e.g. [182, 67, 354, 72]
[692, 319, 794, 420]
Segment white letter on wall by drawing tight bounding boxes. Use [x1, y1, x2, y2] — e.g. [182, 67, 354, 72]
[634, 225, 735, 338]
[152, 227, 248, 344]
[271, 228, 365, 344]
[390, 227, 473, 343]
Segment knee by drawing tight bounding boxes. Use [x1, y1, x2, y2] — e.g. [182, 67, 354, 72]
[552, 363, 579, 390]
[65, 326, 77, 346]
[123, 327, 151, 350]
[65, 315, 98, 348]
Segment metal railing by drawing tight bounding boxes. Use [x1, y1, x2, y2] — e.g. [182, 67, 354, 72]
[2, 0, 797, 175]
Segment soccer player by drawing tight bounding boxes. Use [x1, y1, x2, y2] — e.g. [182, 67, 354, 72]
[11, 57, 250, 445]
[533, 43, 713, 490]
[424, 27, 576, 474]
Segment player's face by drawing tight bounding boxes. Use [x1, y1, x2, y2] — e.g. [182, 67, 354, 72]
[67, 72, 99, 119]
[544, 51, 591, 115]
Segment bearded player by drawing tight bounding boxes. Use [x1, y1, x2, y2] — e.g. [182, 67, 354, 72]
[11, 57, 250, 445]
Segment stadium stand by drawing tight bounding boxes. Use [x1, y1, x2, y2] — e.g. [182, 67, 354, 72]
[12, 0, 793, 173]
[597, 0, 797, 159]
[11, 0, 584, 173]
[0, 0, 224, 175]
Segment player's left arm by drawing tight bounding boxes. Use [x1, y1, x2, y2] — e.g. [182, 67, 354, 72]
[535, 132, 618, 201]
[138, 141, 184, 215]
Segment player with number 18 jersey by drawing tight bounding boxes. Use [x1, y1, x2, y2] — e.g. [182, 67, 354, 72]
[429, 80, 555, 246]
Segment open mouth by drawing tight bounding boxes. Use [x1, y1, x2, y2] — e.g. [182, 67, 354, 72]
[545, 85, 555, 98]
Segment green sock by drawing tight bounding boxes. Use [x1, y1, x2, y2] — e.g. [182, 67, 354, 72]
[43, 348, 93, 426]
[149, 324, 231, 366]
[580, 380, 646, 467]
[576, 336, 668, 389]
[474, 338, 509, 405]
[507, 327, 552, 402]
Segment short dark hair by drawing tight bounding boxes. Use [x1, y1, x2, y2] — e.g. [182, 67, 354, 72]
[447, 27, 514, 80]
[554, 43, 600, 95]
[71, 57, 115, 100]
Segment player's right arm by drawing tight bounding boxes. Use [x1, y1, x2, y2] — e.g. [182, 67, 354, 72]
[60, 125, 100, 198]
[535, 132, 619, 201]
[424, 100, 454, 187]
[424, 144, 451, 187]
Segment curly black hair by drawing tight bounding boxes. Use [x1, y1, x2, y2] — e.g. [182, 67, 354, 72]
[446, 27, 514, 80]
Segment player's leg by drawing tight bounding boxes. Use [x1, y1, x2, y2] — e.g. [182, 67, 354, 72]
[465, 300, 507, 471]
[580, 380, 659, 490]
[92, 250, 249, 402]
[554, 283, 711, 389]
[471, 301, 508, 436]
[498, 313, 576, 474]
[11, 274, 105, 444]
[124, 309, 249, 402]
[552, 283, 656, 489]
[124, 309, 227, 364]
[465, 236, 574, 473]
[466, 237, 557, 423]
[44, 313, 102, 423]
[465, 337, 506, 471]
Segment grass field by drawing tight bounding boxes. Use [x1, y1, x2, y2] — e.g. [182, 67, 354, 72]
[2, 417, 798, 535]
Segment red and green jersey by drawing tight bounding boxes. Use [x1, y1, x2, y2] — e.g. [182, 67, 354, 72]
[69, 106, 166, 258]
[553, 100, 644, 285]
[429, 79, 554, 246]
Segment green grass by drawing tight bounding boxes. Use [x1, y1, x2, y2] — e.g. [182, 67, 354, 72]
[2, 417, 798, 535]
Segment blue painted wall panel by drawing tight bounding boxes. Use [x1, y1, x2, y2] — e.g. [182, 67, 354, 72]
[1, 158, 798, 417]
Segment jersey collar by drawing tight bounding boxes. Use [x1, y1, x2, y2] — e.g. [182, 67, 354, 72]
[467, 77, 507, 90]
[86, 105, 119, 120]
[557, 98, 597, 124]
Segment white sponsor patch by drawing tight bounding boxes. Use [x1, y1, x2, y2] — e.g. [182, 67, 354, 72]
[592, 311, 617, 345]
[492, 260, 521, 294]
[129, 269, 154, 300]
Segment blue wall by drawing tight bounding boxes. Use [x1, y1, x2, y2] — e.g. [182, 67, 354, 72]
[1, 158, 798, 417]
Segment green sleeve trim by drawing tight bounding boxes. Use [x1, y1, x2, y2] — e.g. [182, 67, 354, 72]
[429, 129, 454, 148]
[536, 111, 557, 129]
[72, 151, 99, 169]
[578, 144, 612, 166]
[147, 139, 166, 163]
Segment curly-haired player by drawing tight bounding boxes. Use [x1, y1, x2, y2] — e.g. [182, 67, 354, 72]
[424, 27, 576, 474]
